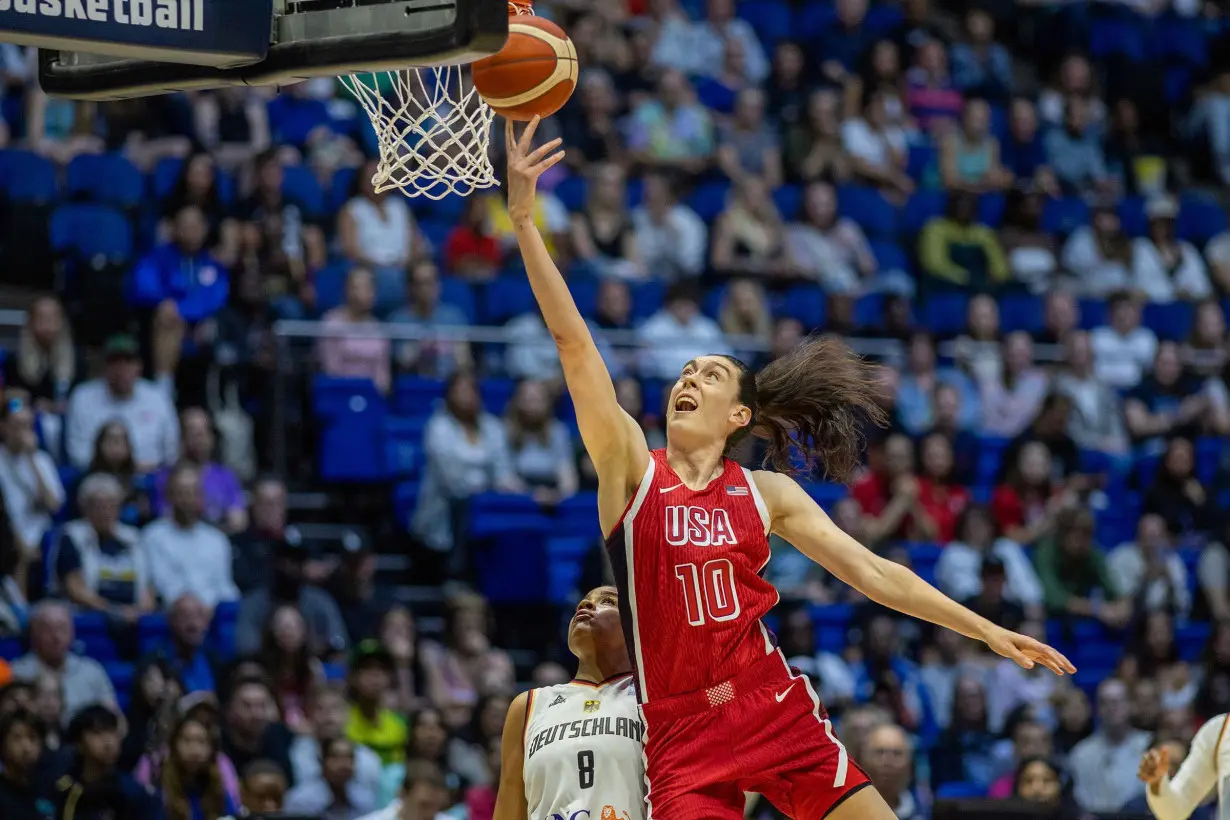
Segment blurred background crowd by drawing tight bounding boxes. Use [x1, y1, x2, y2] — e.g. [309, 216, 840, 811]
[4, 0, 1230, 817]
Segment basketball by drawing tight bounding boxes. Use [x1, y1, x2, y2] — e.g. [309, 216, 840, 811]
[471, 17, 579, 122]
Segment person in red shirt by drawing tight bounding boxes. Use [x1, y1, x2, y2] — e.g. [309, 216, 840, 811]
[991, 440, 1072, 544]
[916, 433, 971, 543]
[852, 433, 941, 544]
[444, 197, 503, 279]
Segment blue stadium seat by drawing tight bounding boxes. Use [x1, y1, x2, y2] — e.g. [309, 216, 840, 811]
[631, 279, 666, 320]
[138, 614, 169, 656]
[314, 262, 351, 313]
[67, 154, 143, 209]
[3, 152, 58, 203]
[901, 190, 947, 236]
[1142, 301, 1194, 340]
[554, 176, 588, 212]
[1159, 15, 1209, 68]
[803, 482, 847, 508]
[211, 601, 239, 659]
[688, 179, 732, 223]
[923, 294, 969, 336]
[281, 164, 325, 216]
[438, 277, 476, 322]
[772, 185, 802, 221]
[853, 293, 885, 327]
[907, 142, 937, 184]
[421, 192, 468, 224]
[865, 3, 903, 35]
[49, 204, 133, 263]
[1041, 196, 1089, 235]
[483, 277, 537, 325]
[418, 218, 454, 254]
[738, 0, 792, 48]
[313, 377, 388, 481]
[795, 2, 836, 39]
[977, 192, 1006, 228]
[626, 178, 644, 209]
[974, 437, 1010, 484]
[547, 536, 592, 603]
[558, 493, 600, 538]
[1118, 196, 1149, 237]
[393, 481, 421, 523]
[777, 285, 825, 329]
[384, 416, 427, 478]
[838, 185, 897, 238]
[999, 294, 1044, 334]
[481, 377, 517, 414]
[569, 276, 600, 317]
[869, 240, 909, 275]
[1077, 299, 1107, 329]
[1091, 17, 1146, 62]
[935, 782, 987, 800]
[331, 166, 358, 213]
[0, 637, 22, 660]
[1177, 193, 1226, 244]
[393, 376, 446, 415]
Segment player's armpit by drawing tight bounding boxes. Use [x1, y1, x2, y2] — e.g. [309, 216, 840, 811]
[493, 691, 532, 820]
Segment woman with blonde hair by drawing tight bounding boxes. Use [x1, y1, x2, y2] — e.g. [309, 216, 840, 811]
[503, 379, 577, 504]
[4, 296, 77, 407]
[717, 279, 773, 349]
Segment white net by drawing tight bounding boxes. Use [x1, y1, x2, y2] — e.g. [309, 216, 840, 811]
[340, 2, 533, 201]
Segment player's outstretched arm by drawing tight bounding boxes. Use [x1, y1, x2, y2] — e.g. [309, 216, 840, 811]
[505, 118, 648, 496]
[493, 691, 531, 820]
[754, 470, 1076, 677]
[1142, 715, 1224, 820]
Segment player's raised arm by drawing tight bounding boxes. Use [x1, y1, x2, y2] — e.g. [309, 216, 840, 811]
[755, 470, 1076, 677]
[493, 691, 531, 820]
[505, 118, 648, 492]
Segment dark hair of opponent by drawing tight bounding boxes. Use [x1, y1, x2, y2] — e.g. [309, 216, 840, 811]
[720, 335, 887, 482]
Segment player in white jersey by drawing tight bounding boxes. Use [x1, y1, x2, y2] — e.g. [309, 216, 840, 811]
[494, 585, 645, 820]
[1139, 712, 1230, 819]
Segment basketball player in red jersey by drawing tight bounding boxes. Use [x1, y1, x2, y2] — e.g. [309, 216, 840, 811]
[503, 118, 1075, 820]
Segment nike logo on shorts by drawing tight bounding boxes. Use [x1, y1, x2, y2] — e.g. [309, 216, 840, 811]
[775, 684, 795, 703]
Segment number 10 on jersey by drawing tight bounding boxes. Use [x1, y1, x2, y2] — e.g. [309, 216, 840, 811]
[675, 560, 742, 625]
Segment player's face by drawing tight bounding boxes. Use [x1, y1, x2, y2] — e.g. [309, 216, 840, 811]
[667, 356, 750, 448]
[567, 586, 624, 657]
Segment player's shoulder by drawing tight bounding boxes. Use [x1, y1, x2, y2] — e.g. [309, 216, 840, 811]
[747, 469, 802, 502]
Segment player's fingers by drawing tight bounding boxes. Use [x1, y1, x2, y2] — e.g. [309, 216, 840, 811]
[531, 150, 567, 176]
[519, 115, 541, 152]
[527, 137, 563, 164]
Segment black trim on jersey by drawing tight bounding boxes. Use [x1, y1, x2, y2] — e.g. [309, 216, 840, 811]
[821, 781, 872, 818]
[604, 522, 645, 703]
[570, 672, 635, 688]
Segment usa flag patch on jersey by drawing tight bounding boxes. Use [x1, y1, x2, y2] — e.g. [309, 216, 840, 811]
[726, 486, 749, 496]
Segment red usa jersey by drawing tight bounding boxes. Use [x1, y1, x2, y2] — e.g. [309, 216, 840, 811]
[605, 449, 779, 702]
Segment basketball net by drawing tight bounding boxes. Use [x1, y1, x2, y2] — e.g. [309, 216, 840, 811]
[340, 1, 533, 200]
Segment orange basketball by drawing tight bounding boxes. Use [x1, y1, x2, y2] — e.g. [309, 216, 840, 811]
[471, 17, 578, 121]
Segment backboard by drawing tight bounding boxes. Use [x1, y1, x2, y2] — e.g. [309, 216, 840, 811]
[0, 0, 509, 100]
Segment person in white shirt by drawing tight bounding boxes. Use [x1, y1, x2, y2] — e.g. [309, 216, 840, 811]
[64, 335, 179, 471]
[140, 462, 240, 609]
[637, 283, 729, 380]
[290, 685, 383, 799]
[1132, 197, 1213, 303]
[1090, 291, 1159, 389]
[1069, 678, 1152, 812]
[356, 759, 451, 820]
[1061, 203, 1134, 297]
[1139, 713, 1230, 820]
[841, 90, 912, 199]
[0, 397, 64, 568]
[649, 0, 769, 85]
[1107, 513, 1191, 618]
[630, 172, 708, 281]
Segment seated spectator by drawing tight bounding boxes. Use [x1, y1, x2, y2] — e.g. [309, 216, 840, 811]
[1013, 756, 1065, 807]
[709, 177, 795, 278]
[940, 99, 1012, 194]
[193, 87, 274, 166]
[559, 68, 624, 171]
[443, 197, 501, 281]
[1045, 96, 1114, 194]
[237, 151, 327, 305]
[345, 642, 408, 767]
[142, 462, 240, 609]
[221, 677, 294, 780]
[387, 260, 472, 378]
[852, 433, 936, 544]
[234, 758, 288, 816]
[842, 89, 913, 201]
[649, 0, 768, 82]
[904, 38, 963, 133]
[1033, 508, 1130, 627]
[11, 601, 116, 721]
[482, 185, 570, 264]
[338, 158, 427, 312]
[120, 658, 180, 770]
[987, 719, 1054, 797]
[1120, 612, 1195, 710]
[153, 407, 245, 533]
[999, 185, 1059, 293]
[785, 87, 851, 184]
[986, 622, 1062, 734]
[82, 420, 149, 524]
[815, 0, 875, 84]
[922, 383, 979, 482]
[716, 88, 782, 187]
[1197, 520, 1230, 621]
[290, 684, 383, 798]
[1126, 342, 1229, 445]
[31, 672, 62, 751]
[318, 267, 390, 394]
[787, 182, 900, 295]
[1105, 98, 1168, 197]
[284, 736, 375, 820]
[1132, 196, 1213, 302]
[235, 536, 348, 659]
[896, 331, 979, 435]
[860, 723, 923, 820]
[1001, 97, 1056, 194]
[53, 474, 153, 623]
[636, 282, 728, 379]
[915, 433, 970, 543]
[160, 711, 242, 820]
[503, 380, 577, 504]
[1091, 291, 1158, 389]
[936, 504, 1043, 617]
[930, 675, 997, 788]
[1203, 205, 1230, 295]
[0, 709, 53, 818]
[978, 332, 1050, 438]
[842, 39, 909, 128]
[373, 607, 429, 715]
[1062, 202, 1133, 297]
[1054, 331, 1130, 455]
[1038, 54, 1107, 131]
[157, 152, 240, 264]
[504, 309, 564, 383]
[412, 372, 520, 558]
[919, 192, 1009, 293]
[952, 294, 1004, 384]
[262, 604, 323, 735]
[950, 8, 1012, 101]
[371, 760, 449, 820]
[717, 279, 773, 355]
[1183, 299, 1228, 378]
[0, 509, 27, 638]
[231, 477, 322, 597]
[766, 40, 807, 126]
[1143, 436, 1215, 537]
[1, 295, 78, 411]
[992, 441, 1068, 544]
[1001, 392, 1080, 480]
[420, 591, 515, 727]
[626, 69, 715, 176]
[0, 397, 64, 582]
[1036, 289, 1080, 346]
[850, 613, 936, 739]
[569, 163, 644, 280]
[66, 335, 179, 471]
[1068, 679, 1151, 812]
[630, 171, 707, 281]
[1107, 513, 1191, 617]
[55, 705, 159, 820]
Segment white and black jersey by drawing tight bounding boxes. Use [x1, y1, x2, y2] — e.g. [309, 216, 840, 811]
[523, 674, 645, 820]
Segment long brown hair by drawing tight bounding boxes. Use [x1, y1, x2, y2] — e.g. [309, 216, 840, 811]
[161, 715, 227, 820]
[723, 335, 886, 481]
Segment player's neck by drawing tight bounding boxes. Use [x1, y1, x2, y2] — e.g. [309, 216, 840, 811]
[575, 649, 632, 685]
[665, 441, 726, 490]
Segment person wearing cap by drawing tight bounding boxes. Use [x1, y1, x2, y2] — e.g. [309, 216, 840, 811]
[346, 641, 408, 768]
[64, 334, 178, 471]
[1131, 195, 1212, 303]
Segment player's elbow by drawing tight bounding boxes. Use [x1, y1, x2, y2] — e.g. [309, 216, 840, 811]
[851, 554, 909, 604]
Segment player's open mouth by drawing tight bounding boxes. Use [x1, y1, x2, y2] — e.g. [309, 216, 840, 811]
[674, 396, 698, 413]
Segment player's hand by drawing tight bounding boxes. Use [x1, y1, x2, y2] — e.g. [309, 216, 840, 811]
[1138, 746, 1169, 788]
[982, 626, 1076, 676]
[505, 116, 565, 225]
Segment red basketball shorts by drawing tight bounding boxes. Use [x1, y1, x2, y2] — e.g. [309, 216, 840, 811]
[639, 650, 872, 820]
